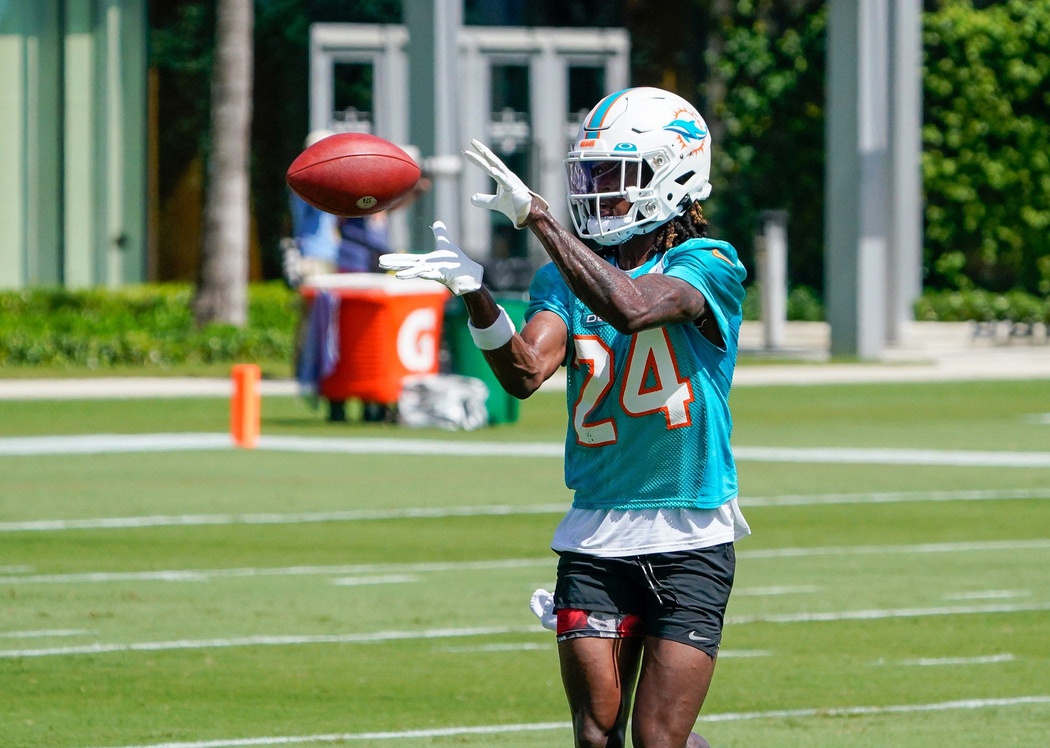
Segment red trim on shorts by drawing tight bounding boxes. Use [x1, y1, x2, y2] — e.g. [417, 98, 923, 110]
[556, 608, 643, 639]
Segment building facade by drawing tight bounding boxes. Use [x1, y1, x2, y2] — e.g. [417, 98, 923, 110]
[0, 0, 148, 289]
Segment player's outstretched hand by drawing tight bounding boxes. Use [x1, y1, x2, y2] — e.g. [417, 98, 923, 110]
[529, 588, 557, 631]
[378, 221, 483, 296]
[464, 139, 548, 228]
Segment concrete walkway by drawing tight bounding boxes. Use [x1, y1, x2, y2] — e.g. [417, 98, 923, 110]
[733, 321, 1050, 386]
[0, 322, 1045, 401]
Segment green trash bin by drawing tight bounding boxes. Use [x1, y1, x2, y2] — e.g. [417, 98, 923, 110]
[444, 292, 529, 425]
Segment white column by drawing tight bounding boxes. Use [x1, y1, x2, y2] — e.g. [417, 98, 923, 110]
[376, 26, 411, 254]
[458, 35, 491, 259]
[887, 0, 923, 343]
[825, 0, 891, 360]
[758, 210, 788, 351]
[104, 2, 126, 287]
[0, 22, 27, 288]
[405, 0, 462, 252]
[63, 1, 96, 287]
[308, 28, 331, 133]
[529, 42, 566, 261]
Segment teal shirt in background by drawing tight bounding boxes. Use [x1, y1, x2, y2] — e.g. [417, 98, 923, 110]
[526, 239, 747, 511]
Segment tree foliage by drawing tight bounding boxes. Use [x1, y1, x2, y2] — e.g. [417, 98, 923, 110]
[923, 0, 1050, 295]
[693, 0, 827, 292]
[150, 2, 214, 201]
[150, 0, 1050, 299]
[252, 0, 400, 278]
[150, 0, 401, 283]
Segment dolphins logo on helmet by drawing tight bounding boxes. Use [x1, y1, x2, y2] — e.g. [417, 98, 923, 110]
[664, 119, 708, 141]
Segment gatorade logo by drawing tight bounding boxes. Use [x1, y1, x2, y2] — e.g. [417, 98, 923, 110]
[397, 308, 438, 372]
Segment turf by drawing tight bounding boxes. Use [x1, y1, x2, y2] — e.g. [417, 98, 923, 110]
[0, 379, 1047, 746]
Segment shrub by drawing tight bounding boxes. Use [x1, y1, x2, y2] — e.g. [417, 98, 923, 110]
[914, 288, 1050, 324]
[742, 284, 826, 321]
[923, 0, 1050, 294]
[0, 283, 299, 369]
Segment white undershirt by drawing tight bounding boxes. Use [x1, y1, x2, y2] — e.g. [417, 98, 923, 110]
[551, 498, 751, 557]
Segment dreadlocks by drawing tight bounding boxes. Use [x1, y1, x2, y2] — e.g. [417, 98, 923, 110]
[651, 200, 709, 252]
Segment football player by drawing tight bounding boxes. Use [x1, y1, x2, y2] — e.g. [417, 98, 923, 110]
[381, 87, 750, 748]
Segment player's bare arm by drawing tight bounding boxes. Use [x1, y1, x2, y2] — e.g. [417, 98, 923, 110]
[522, 200, 708, 335]
[461, 288, 567, 399]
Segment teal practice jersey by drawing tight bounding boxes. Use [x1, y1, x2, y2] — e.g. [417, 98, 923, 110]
[527, 239, 747, 511]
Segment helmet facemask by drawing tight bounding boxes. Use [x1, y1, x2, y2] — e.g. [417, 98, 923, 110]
[566, 153, 663, 246]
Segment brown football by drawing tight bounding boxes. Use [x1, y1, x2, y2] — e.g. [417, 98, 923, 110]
[285, 132, 421, 217]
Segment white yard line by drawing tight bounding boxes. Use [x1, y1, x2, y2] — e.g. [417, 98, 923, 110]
[2, 433, 1050, 468]
[256, 436, 562, 457]
[0, 488, 1046, 534]
[733, 445, 1050, 468]
[0, 433, 231, 456]
[91, 696, 1050, 748]
[0, 558, 551, 585]
[733, 585, 822, 597]
[0, 626, 536, 660]
[742, 487, 1050, 506]
[0, 504, 568, 533]
[741, 538, 1050, 558]
[0, 378, 298, 401]
[5, 601, 1049, 660]
[727, 601, 1050, 624]
[331, 575, 419, 587]
[697, 695, 1050, 722]
[714, 649, 772, 658]
[97, 722, 578, 748]
[896, 653, 1016, 667]
[0, 629, 90, 639]
[1, 539, 1047, 587]
[945, 589, 1031, 601]
[435, 642, 550, 653]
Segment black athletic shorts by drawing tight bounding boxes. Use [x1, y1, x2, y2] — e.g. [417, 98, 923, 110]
[553, 543, 736, 657]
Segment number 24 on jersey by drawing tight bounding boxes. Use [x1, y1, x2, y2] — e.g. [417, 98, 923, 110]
[571, 328, 694, 446]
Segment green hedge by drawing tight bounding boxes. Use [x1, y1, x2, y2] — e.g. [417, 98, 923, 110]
[1, 283, 1044, 371]
[915, 288, 1050, 325]
[742, 285, 826, 322]
[0, 283, 299, 369]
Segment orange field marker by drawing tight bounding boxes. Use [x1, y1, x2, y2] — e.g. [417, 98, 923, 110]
[230, 364, 261, 448]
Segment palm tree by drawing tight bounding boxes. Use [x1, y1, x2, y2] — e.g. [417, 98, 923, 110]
[194, 0, 254, 326]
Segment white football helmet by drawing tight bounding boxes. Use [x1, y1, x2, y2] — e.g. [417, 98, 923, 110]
[565, 87, 713, 246]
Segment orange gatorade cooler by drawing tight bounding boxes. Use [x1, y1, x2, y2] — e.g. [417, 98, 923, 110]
[301, 274, 450, 404]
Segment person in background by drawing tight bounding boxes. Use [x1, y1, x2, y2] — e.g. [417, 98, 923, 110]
[283, 129, 341, 287]
[336, 213, 390, 274]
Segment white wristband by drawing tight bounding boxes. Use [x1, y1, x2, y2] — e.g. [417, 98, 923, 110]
[467, 305, 516, 350]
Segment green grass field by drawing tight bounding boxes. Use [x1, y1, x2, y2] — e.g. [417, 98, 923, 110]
[0, 379, 1048, 747]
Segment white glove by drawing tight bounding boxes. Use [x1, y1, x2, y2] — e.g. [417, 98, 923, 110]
[464, 139, 548, 228]
[378, 221, 483, 296]
[529, 588, 557, 632]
